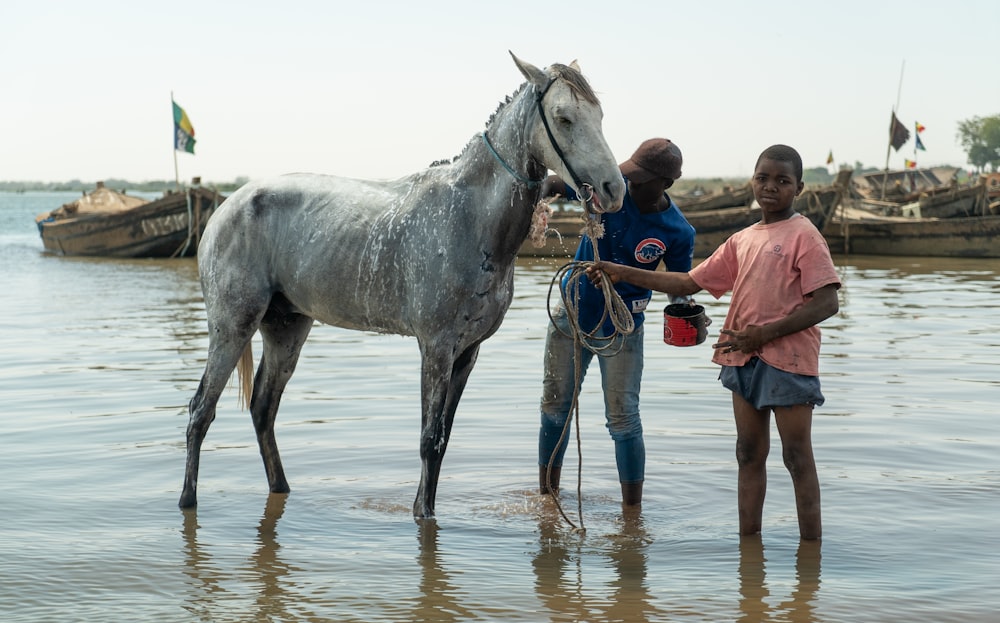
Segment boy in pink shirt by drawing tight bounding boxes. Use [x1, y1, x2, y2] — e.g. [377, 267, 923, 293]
[588, 145, 840, 540]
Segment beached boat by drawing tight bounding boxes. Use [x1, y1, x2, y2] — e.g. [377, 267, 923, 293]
[822, 205, 1000, 257]
[520, 174, 847, 259]
[906, 181, 990, 218]
[855, 180, 990, 219]
[852, 166, 958, 205]
[673, 183, 753, 212]
[849, 166, 992, 219]
[35, 181, 224, 258]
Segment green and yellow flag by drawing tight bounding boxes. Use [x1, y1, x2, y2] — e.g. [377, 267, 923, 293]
[173, 100, 196, 154]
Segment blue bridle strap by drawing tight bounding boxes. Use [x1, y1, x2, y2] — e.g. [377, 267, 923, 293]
[481, 131, 542, 189]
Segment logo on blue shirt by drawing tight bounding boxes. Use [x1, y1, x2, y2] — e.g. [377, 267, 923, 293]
[634, 238, 666, 263]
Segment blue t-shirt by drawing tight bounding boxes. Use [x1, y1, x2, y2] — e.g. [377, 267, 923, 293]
[562, 177, 696, 334]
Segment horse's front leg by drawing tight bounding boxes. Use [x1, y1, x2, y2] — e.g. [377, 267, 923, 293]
[413, 343, 481, 518]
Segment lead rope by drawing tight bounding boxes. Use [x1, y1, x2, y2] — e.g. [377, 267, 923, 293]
[535, 196, 635, 533]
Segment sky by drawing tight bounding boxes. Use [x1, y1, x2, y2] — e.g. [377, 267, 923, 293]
[3, 0, 998, 184]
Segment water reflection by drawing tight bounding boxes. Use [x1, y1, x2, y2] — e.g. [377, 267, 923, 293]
[180, 509, 225, 620]
[601, 510, 666, 622]
[532, 507, 668, 622]
[181, 494, 309, 620]
[412, 521, 475, 622]
[248, 494, 300, 619]
[738, 536, 822, 623]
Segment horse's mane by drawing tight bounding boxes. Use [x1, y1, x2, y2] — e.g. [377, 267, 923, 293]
[434, 63, 598, 168]
[548, 62, 600, 105]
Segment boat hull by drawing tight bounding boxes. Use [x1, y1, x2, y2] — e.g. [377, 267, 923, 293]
[36, 188, 223, 258]
[823, 214, 1000, 258]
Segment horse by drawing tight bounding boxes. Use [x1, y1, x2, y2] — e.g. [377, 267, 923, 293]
[179, 52, 626, 518]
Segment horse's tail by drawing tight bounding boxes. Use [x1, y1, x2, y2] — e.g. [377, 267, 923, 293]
[236, 343, 254, 411]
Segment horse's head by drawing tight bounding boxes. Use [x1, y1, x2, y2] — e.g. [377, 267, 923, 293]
[511, 52, 625, 214]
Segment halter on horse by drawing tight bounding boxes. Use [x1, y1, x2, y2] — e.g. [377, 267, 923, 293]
[179, 53, 625, 518]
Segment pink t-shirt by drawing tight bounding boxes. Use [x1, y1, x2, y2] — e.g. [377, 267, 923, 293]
[689, 214, 840, 376]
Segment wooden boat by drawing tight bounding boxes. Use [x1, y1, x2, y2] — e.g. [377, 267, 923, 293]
[913, 182, 990, 218]
[823, 205, 1000, 257]
[35, 181, 224, 258]
[852, 166, 958, 205]
[521, 173, 848, 259]
[673, 183, 753, 212]
[857, 181, 990, 219]
[849, 166, 992, 219]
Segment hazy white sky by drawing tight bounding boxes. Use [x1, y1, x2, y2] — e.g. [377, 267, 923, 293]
[3, 0, 997, 184]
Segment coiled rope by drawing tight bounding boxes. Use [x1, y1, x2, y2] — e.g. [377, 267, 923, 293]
[535, 196, 636, 533]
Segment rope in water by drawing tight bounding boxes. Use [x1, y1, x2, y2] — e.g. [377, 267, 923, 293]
[537, 197, 636, 533]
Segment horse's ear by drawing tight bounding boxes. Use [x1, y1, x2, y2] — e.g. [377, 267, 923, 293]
[509, 51, 547, 88]
[569, 59, 580, 71]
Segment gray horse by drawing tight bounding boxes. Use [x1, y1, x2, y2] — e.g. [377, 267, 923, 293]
[179, 52, 626, 518]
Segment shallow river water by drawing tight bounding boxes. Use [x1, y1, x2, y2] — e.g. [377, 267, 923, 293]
[1, 192, 998, 622]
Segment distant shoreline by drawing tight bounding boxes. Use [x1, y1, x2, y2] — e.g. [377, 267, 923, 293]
[2, 164, 968, 196]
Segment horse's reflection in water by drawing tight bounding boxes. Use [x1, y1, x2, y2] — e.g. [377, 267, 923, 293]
[181, 509, 221, 619]
[181, 495, 313, 620]
[248, 495, 303, 619]
[411, 521, 476, 623]
[738, 536, 822, 623]
[532, 506, 668, 622]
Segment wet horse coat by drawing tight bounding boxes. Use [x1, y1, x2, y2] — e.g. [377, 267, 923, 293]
[179, 54, 625, 517]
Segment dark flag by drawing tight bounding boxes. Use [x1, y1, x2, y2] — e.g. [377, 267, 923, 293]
[889, 112, 910, 151]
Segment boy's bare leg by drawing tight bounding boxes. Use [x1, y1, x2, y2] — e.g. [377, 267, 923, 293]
[775, 404, 822, 540]
[733, 393, 770, 536]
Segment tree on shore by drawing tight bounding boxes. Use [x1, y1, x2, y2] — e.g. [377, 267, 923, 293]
[956, 114, 1000, 172]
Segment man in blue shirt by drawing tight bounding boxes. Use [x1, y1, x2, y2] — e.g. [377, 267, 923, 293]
[538, 138, 696, 509]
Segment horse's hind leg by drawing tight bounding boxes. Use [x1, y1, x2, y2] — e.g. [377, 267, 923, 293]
[180, 339, 249, 508]
[251, 299, 314, 495]
[414, 342, 481, 518]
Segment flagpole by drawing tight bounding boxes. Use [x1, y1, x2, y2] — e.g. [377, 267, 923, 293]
[881, 60, 906, 199]
[171, 91, 180, 190]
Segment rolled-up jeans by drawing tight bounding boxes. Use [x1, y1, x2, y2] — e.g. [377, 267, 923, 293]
[539, 306, 645, 483]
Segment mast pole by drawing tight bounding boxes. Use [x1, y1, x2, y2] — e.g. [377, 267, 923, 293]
[881, 60, 906, 200]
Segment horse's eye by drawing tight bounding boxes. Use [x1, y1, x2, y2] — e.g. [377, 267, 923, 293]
[556, 116, 572, 126]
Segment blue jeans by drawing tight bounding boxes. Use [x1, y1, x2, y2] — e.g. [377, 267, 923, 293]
[538, 306, 645, 483]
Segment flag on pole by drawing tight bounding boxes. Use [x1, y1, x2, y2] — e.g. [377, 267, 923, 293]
[915, 121, 926, 134]
[173, 100, 196, 154]
[904, 159, 917, 169]
[826, 150, 834, 165]
[915, 134, 926, 151]
[890, 112, 910, 151]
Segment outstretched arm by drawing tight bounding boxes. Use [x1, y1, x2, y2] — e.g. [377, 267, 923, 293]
[716, 283, 840, 354]
[587, 261, 702, 297]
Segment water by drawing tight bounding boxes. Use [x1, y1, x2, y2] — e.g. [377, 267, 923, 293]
[1, 191, 998, 622]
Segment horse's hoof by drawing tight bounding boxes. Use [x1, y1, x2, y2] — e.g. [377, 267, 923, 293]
[178, 490, 198, 509]
[412, 503, 435, 520]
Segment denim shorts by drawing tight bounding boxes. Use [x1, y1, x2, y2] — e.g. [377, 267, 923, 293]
[719, 357, 825, 409]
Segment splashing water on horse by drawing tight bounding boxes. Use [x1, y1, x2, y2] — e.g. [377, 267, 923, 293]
[179, 52, 626, 518]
